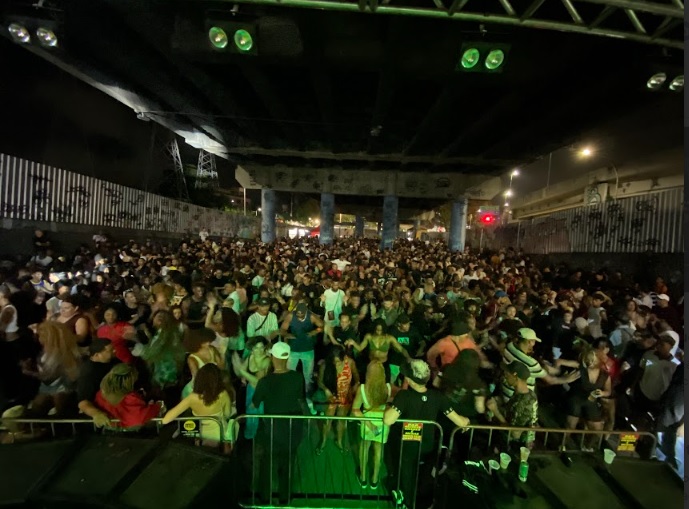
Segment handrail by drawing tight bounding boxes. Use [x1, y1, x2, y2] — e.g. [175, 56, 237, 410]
[448, 423, 657, 457]
[1, 415, 225, 446]
[232, 414, 445, 509]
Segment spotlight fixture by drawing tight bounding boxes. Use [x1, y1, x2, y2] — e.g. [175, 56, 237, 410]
[233, 29, 253, 52]
[669, 75, 683, 91]
[457, 42, 510, 73]
[36, 27, 57, 47]
[208, 26, 228, 49]
[8, 23, 30, 44]
[205, 18, 258, 55]
[460, 48, 480, 69]
[646, 73, 667, 90]
[485, 49, 505, 70]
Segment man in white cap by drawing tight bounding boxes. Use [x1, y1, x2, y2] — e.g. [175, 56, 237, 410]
[501, 328, 580, 401]
[652, 294, 680, 333]
[252, 341, 306, 505]
[383, 359, 470, 509]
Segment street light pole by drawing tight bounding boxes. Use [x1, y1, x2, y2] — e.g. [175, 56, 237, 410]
[243, 188, 247, 216]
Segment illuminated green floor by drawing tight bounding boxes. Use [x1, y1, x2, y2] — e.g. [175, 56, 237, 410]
[291, 421, 392, 499]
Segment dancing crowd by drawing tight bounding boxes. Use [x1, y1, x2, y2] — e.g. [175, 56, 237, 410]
[0, 230, 683, 507]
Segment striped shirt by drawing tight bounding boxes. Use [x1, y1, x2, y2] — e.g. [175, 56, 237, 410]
[501, 342, 547, 400]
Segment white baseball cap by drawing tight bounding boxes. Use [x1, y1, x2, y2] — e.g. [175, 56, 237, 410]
[270, 341, 291, 359]
[657, 294, 670, 302]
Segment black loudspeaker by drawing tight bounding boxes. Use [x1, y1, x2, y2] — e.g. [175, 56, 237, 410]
[117, 442, 231, 509]
[15, 435, 233, 509]
[0, 439, 77, 507]
[34, 435, 159, 506]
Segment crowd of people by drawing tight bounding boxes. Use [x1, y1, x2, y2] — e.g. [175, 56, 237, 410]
[0, 230, 683, 507]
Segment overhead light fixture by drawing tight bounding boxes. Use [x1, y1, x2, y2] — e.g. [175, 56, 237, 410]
[460, 48, 480, 69]
[8, 23, 31, 44]
[208, 26, 228, 49]
[504, 189, 513, 197]
[457, 42, 510, 73]
[234, 29, 253, 52]
[580, 147, 593, 157]
[511, 169, 520, 177]
[485, 50, 505, 70]
[646, 73, 667, 90]
[669, 75, 683, 91]
[204, 17, 258, 55]
[36, 27, 57, 47]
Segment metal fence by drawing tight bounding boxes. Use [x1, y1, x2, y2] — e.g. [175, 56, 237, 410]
[0, 153, 259, 237]
[0, 415, 224, 447]
[471, 187, 684, 253]
[232, 414, 444, 509]
[447, 424, 657, 459]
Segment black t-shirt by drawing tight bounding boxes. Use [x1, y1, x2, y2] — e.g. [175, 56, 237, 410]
[332, 325, 359, 346]
[391, 388, 453, 453]
[388, 325, 424, 364]
[76, 359, 118, 403]
[253, 371, 306, 447]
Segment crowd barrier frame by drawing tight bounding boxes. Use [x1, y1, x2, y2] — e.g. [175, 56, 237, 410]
[232, 414, 444, 509]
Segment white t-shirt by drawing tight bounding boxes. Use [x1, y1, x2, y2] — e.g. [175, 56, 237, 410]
[639, 350, 679, 401]
[332, 259, 351, 272]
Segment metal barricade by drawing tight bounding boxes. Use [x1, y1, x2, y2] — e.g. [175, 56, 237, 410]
[232, 414, 444, 509]
[0, 415, 225, 448]
[447, 423, 657, 459]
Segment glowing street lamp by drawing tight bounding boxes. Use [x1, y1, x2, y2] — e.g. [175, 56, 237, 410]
[580, 147, 593, 157]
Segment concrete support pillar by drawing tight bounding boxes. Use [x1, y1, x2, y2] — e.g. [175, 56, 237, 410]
[260, 189, 276, 243]
[381, 195, 399, 250]
[449, 197, 468, 252]
[413, 219, 420, 239]
[320, 193, 335, 245]
[355, 216, 365, 238]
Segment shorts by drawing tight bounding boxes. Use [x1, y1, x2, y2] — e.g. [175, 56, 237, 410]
[567, 395, 603, 422]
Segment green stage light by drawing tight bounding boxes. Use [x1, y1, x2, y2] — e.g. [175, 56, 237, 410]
[461, 48, 480, 69]
[234, 29, 253, 52]
[485, 49, 505, 70]
[209, 27, 228, 49]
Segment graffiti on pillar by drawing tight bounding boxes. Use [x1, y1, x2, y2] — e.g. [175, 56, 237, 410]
[434, 177, 450, 189]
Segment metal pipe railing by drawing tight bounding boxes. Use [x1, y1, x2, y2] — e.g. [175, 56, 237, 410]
[1, 415, 225, 448]
[232, 414, 444, 509]
[447, 423, 657, 457]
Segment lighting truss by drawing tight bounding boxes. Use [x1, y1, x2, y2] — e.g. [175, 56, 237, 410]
[196, 149, 220, 189]
[216, 0, 684, 49]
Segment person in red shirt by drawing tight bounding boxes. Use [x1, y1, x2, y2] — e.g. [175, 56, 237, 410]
[426, 321, 487, 371]
[95, 364, 162, 429]
[594, 338, 619, 433]
[97, 306, 136, 364]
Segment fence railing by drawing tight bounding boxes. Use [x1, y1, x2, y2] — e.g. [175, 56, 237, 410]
[1, 414, 660, 508]
[231, 414, 444, 509]
[448, 424, 657, 459]
[0, 415, 224, 448]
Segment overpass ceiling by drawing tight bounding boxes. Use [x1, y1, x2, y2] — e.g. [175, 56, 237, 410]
[0, 0, 683, 185]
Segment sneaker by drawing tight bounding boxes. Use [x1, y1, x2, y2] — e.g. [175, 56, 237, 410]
[392, 489, 405, 507]
[369, 480, 378, 490]
[358, 477, 368, 489]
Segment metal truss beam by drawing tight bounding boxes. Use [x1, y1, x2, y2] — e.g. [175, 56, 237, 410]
[206, 0, 684, 49]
